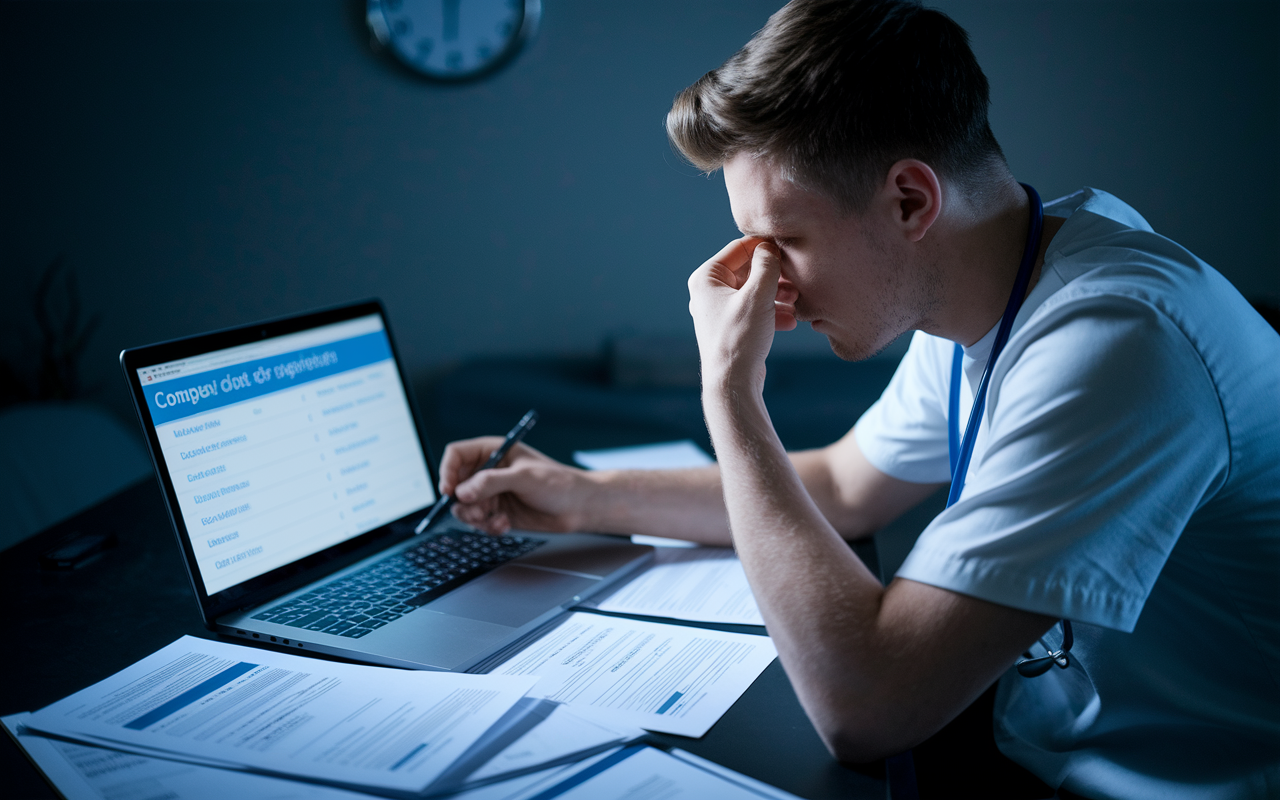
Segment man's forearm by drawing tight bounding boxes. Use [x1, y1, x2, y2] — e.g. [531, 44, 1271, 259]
[701, 379, 898, 750]
[573, 442, 910, 545]
[578, 465, 734, 545]
[570, 421, 937, 547]
[699, 378, 1057, 761]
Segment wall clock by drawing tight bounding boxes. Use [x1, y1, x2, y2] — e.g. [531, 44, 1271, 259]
[367, 0, 541, 82]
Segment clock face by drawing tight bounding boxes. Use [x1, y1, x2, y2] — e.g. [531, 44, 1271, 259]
[367, 0, 540, 81]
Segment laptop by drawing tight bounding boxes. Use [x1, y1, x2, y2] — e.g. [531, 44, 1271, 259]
[120, 300, 652, 671]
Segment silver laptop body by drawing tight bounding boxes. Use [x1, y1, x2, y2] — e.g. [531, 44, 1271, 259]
[120, 300, 651, 671]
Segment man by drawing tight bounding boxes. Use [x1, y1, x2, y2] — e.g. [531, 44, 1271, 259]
[439, 1, 1280, 797]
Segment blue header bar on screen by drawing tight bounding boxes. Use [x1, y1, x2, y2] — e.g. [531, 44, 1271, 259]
[146, 331, 392, 425]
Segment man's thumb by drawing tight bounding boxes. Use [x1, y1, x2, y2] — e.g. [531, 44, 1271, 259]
[743, 242, 781, 294]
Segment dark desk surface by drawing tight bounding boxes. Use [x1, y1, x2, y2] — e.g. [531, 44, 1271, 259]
[0, 478, 887, 799]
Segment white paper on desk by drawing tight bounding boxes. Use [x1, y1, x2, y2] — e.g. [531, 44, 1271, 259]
[573, 440, 713, 549]
[522, 744, 803, 800]
[24, 636, 538, 796]
[572, 440, 713, 472]
[592, 546, 764, 625]
[4, 711, 373, 800]
[466, 704, 641, 782]
[429, 700, 642, 792]
[31, 700, 634, 798]
[487, 612, 775, 738]
[2, 712, 620, 800]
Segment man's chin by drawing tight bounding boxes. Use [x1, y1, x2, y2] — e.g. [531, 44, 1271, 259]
[826, 334, 889, 363]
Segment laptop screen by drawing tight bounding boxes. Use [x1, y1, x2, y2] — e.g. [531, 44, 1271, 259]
[135, 313, 435, 596]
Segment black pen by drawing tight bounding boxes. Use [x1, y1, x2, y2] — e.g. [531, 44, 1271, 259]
[414, 409, 539, 534]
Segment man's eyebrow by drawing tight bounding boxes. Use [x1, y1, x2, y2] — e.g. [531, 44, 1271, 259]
[737, 216, 792, 241]
[736, 225, 774, 240]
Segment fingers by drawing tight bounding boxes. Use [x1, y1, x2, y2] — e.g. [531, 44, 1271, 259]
[450, 466, 521, 534]
[452, 503, 511, 535]
[438, 436, 506, 496]
[454, 465, 524, 505]
[699, 237, 767, 289]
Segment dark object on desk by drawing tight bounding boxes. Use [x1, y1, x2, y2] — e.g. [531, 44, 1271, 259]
[0, 255, 100, 410]
[38, 529, 116, 570]
[0, 402, 151, 552]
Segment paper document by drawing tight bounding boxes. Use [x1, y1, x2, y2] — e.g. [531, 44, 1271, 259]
[466, 704, 640, 783]
[3, 712, 622, 800]
[24, 636, 538, 795]
[488, 612, 775, 737]
[594, 546, 764, 625]
[572, 440, 713, 471]
[521, 744, 803, 800]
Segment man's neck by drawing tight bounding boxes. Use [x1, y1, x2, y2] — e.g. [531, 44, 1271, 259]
[922, 181, 1065, 348]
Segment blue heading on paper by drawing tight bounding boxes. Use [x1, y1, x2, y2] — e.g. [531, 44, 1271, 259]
[146, 331, 392, 425]
[124, 661, 259, 730]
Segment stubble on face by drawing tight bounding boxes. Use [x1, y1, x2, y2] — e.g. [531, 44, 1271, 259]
[816, 213, 938, 363]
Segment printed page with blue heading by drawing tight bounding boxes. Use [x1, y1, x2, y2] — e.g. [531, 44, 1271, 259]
[136, 314, 434, 596]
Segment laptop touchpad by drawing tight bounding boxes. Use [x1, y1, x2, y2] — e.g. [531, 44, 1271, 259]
[428, 565, 597, 628]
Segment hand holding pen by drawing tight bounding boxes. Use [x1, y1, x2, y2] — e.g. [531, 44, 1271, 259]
[416, 409, 539, 534]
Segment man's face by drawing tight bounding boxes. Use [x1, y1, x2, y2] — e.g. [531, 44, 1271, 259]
[723, 153, 933, 361]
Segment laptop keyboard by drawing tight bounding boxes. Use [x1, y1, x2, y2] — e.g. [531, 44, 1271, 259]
[250, 530, 545, 638]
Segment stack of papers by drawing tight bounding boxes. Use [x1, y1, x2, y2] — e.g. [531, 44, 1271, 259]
[488, 612, 776, 737]
[15, 636, 638, 798]
[5, 723, 804, 800]
[592, 547, 765, 625]
[520, 745, 807, 800]
[4, 712, 622, 800]
[10, 617, 778, 797]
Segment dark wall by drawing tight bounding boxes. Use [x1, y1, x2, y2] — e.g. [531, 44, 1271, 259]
[3, 0, 1277, 425]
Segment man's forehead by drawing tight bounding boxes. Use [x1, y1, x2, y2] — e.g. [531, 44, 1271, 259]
[724, 153, 833, 236]
[724, 154, 803, 235]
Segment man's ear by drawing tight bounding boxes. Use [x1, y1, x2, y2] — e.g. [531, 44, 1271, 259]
[880, 160, 942, 243]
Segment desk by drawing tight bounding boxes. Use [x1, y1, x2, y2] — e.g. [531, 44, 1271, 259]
[0, 478, 888, 799]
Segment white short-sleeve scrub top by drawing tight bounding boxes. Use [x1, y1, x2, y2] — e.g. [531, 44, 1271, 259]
[855, 189, 1280, 799]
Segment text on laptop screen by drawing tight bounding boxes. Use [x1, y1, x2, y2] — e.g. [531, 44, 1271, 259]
[138, 315, 435, 595]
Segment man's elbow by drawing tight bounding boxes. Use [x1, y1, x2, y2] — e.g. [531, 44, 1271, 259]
[817, 714, 926, 765]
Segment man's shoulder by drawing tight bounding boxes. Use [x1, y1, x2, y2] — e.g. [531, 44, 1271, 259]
[1042, 186, 1154, 235]
[1026, 188, 1262, 363]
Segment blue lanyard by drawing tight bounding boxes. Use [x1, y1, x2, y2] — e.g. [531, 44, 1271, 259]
[947, 183, 1043, 507]
[944, 184, 1074, 681]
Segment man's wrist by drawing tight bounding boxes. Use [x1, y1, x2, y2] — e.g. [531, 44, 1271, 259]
[701, 363, 765, 403]
[702, 370, 766, 423]
[573, 468, 620, 532]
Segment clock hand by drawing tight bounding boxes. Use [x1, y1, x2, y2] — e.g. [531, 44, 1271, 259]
[443, 0, 460, 41]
